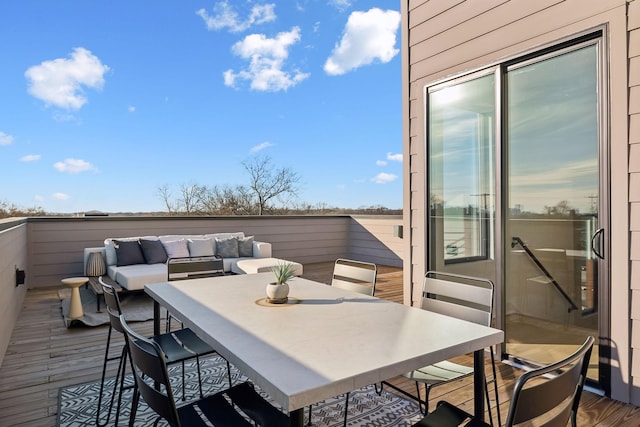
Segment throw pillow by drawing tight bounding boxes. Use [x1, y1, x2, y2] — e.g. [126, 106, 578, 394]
[188, 238, 214, 257]
[114, 240, 145, 266]
[162, 239, 190, 259]
[238, 236, 254, 257]
[140, 239, 168, 264]
[216, 237, 239, 258]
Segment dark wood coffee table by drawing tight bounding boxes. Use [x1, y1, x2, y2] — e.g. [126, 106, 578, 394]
[86, 276, 124, 312]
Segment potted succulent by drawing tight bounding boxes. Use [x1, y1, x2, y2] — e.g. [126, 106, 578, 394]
[266, 262, 296, 303]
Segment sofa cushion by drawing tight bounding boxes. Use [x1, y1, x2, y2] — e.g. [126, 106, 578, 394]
[112, 264, 168, 291]
[188, 238, 214, 257]
[216, 237, 239, 258]
[140, 239, 168, 264]
[162, 239, 190, 259]
[114, 240, 146, 266]
[105, 236, 156, 266]
[238, 236, 254, 257]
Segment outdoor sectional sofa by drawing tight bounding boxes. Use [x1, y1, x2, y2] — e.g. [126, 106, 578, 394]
[83, 232, 272, 291]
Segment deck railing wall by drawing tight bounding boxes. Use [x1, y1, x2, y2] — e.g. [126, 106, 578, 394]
[0, 214, 402, 366]
[0, 218, 29, 367]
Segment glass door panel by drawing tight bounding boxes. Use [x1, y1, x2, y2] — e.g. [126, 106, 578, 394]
[504, 44, 600, 381]
[427, 72, 496, 279]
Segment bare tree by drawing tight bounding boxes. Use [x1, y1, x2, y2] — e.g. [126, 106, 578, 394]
[242, 156, 300, 215]
[156, 185, 178, 215]
[178, 183, 205, 215]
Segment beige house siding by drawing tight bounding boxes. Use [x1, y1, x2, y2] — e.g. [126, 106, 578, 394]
[630, 0, 640, 404]
[402, 0, 633, 403]
[0, 219, 28, 367]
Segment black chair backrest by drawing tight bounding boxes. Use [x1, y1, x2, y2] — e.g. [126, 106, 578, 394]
[505, 335, 595, 427]
[100, 278, 126, 334]
[119, 314, 182, 426]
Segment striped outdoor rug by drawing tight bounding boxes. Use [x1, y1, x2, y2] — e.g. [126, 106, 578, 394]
[57, 355, 422, 426]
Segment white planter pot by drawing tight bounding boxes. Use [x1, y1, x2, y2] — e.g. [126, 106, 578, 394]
[266, 282, 289, 303]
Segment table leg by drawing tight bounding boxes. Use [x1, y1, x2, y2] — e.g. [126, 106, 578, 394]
[473, 349, 485, 420]
[153, 301, 160, 336]
[289, 408, 304, 426]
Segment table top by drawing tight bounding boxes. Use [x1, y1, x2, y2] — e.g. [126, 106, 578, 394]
[145, 273, 503, 412]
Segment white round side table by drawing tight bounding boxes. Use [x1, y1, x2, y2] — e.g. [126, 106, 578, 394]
[62, 277, 89, 319]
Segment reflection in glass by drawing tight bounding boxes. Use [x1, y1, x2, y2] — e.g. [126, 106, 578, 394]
[428, 74, 495, 266]
[504, 45, 599, 376]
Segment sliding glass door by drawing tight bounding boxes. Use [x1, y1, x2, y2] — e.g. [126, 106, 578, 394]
[426, 34, 606, 386]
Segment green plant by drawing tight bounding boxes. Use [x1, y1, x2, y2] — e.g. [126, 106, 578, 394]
[271, 262, 296, 285]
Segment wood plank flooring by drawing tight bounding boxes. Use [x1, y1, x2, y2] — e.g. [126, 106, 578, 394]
[0, 262, 638, 426]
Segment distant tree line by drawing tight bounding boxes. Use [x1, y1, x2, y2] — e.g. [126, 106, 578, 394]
[0, 200, 46, 218]
[157, 156, 401, 216]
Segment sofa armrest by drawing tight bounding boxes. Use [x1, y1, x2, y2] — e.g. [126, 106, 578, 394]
[252, 241, 272, 258]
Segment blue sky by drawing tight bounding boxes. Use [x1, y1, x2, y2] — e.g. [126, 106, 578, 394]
[0, 1, 403, 213]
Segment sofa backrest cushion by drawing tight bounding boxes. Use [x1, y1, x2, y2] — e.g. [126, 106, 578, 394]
[188, 238, 215, 257]
[162, 239, 190, 259]
[114, 240, 146, 266]
[140, 239, 168, 264]
[238, 236, 254, 257]
[104, 236, 157, 266]
[215, 237, 239, 258]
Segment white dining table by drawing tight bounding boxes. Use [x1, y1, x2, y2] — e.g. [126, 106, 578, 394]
[145, 272, 504, 426]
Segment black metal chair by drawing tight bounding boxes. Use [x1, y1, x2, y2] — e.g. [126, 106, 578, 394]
[165, 255, 224, 332]
[307, 258, 377, 426]
[378, 271, 501, 426]
[412, 335, 595, 427]
[120, 314, 290, 427]
[95, 279, 231, 426]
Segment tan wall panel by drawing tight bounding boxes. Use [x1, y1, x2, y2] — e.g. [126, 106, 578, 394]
[408, 0, 466, 30]
[0, 220, 28, 367]
[631, 174, 640, 202]
[348, 216, 404, 267]
[631, 86, 640, 115]
[631, 28, 640, 57]
[631, 57, 640, 87]
[630, 0, 640, 30]
[632, 231, 640, 261]
[631, 144, 640, 172]
[632, 114, 640, 144]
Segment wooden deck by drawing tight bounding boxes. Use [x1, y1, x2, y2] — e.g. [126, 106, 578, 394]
[0, 262, 638, 426]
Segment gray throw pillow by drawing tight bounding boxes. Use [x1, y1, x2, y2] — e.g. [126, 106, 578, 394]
[140, 239, 168, 264]
[238, 236, 254, 257]
[114, 240, 145, 266]
[216, 237, 239, 258]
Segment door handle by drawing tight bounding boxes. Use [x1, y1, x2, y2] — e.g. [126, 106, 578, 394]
[591, 228, 604, 259]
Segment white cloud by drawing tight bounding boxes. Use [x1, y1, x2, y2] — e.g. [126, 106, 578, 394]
[250, 141, 274, 153]
[128, 106, 136, 113]
[224, 27, 310, 91]
[34, 195, 44, 202]
[25, 47, 109, 110]
[0, 131, 14, 145]
[53, 158, 95, 174]
[324, 8, 400, 76]
[376, 160, 387, 166]
[329, 0, 352, 11]
[52, 192, 70, 201]
[387, 152, 402, 162]
[372, 172, 398, 184]
[197, 2, 276, 33]
[20, 154, 41, 162]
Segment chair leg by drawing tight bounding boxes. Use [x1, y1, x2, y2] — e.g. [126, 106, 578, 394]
[181, 360, 186, 401]
[343, 392, 350, 427]
[97, 326, 125, 427]
[226, 359, 233, 388]
[489, 348, 502, 427]
[195, 355, 204, 399]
